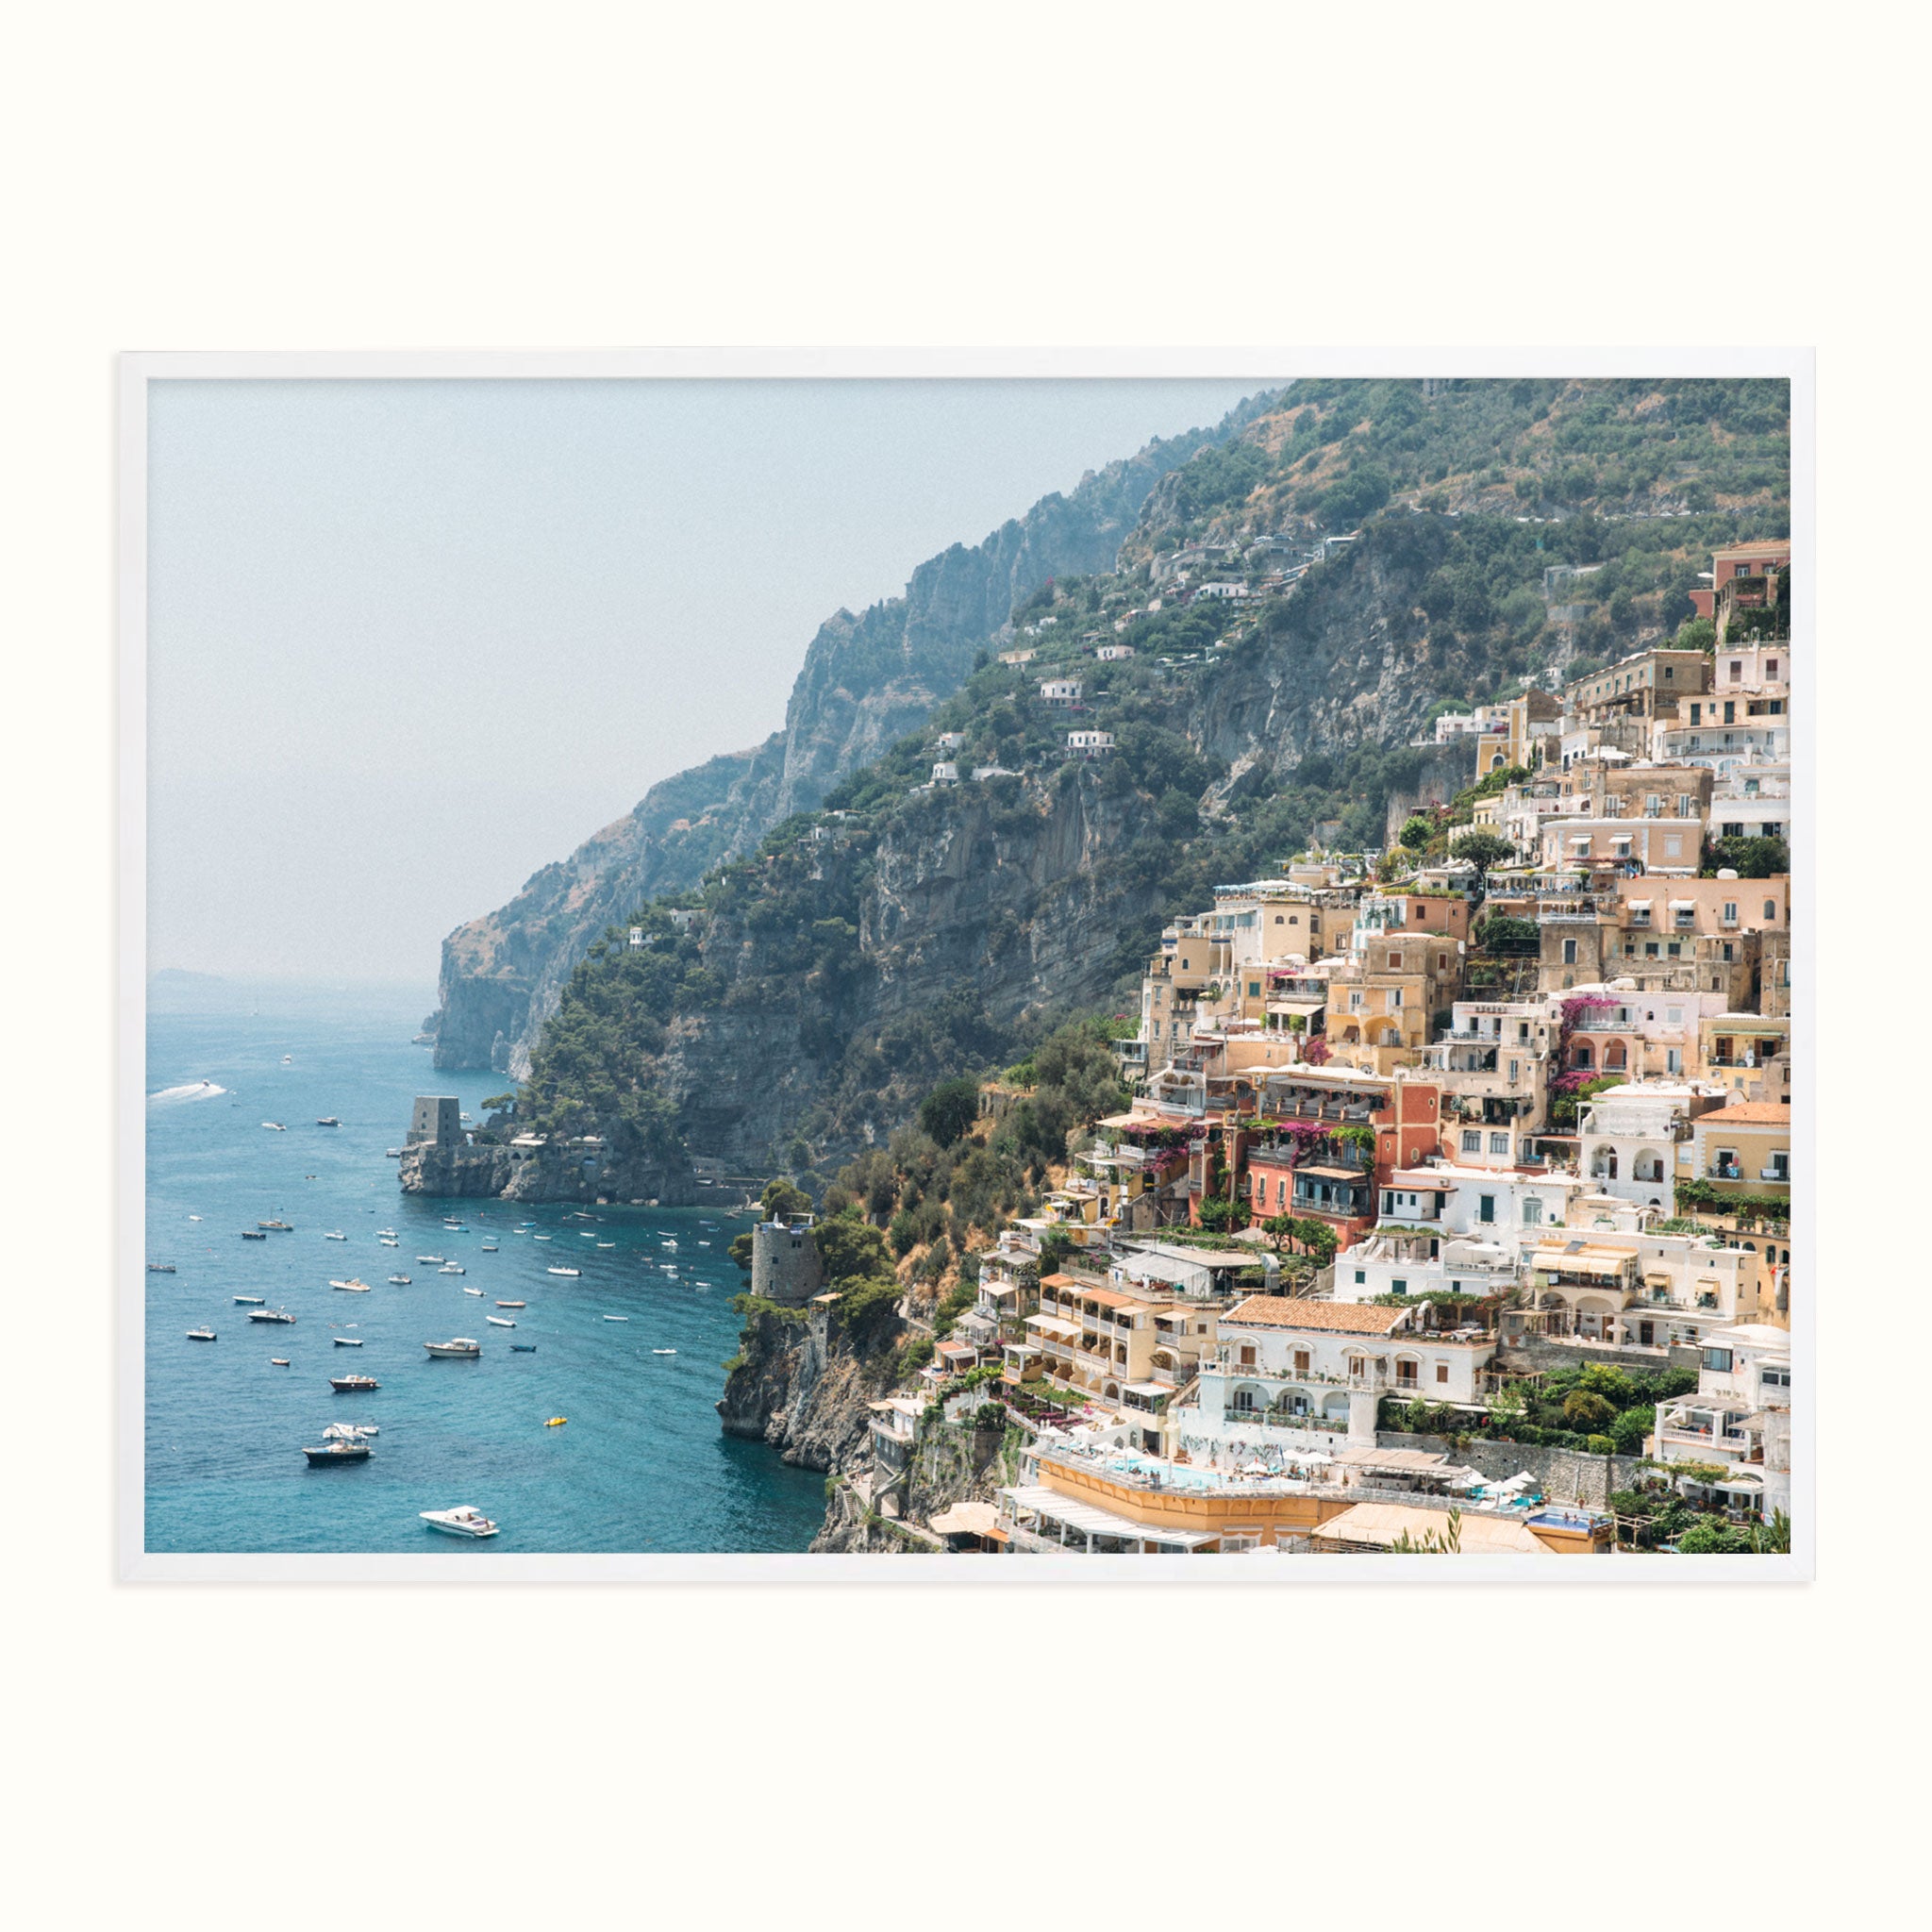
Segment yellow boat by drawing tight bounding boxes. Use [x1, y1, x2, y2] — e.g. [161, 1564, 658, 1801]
[544, 1416, 567, 1428]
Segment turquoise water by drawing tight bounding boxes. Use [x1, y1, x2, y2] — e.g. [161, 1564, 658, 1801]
[143, 979, 827, 1554]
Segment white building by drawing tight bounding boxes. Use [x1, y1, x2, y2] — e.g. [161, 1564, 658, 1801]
[930, 760, 960, 786]
[1040, 678, 1082, 707]
[1066, 730, 1115, 758]
[1578, 1080, 1710, 1207]
[1184, 1294, 1499, 1452]
[1095, 643, 1135, 661]
[1651, 1323, 1791, 1522]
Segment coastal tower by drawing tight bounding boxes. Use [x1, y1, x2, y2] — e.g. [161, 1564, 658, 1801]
[407, 1095, 462, 1149]
[750, 1213, 824, 1307]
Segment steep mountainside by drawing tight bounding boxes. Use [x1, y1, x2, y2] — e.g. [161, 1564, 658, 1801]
[484, 377, 1789, 1193]
[429, 398, 1277, 1074]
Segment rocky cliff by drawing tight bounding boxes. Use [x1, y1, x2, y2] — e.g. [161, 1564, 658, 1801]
[428, 401, 1274, 1075]
[717, 1305, 880, 1473]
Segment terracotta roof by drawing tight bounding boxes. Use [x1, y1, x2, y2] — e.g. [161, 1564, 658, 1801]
[1707, 1103, 1791, 1125]
[1223, 1295, 1408, 1335]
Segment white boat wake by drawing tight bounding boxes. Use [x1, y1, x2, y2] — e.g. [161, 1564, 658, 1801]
[149, 1081, 228, 1105]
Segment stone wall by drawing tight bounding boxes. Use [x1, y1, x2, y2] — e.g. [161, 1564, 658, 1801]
[1375, 1430, 1644, 1509]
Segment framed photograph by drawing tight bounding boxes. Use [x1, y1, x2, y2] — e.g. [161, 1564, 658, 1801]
[121, 350, 1811, 1579]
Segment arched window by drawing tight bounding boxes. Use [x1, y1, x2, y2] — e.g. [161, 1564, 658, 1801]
[1605, 1041, 1627, 1070]
[1574, 1042, 1594, 1069]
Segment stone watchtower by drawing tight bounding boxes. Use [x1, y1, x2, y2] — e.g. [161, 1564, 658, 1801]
[750, 1213, 824, 1307]
[407, 1095, 462, 1148]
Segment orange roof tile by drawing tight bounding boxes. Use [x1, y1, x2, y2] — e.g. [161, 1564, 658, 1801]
[1707, 1103, 1791, 1125]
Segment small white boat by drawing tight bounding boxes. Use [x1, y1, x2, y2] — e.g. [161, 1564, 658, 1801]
[189, 1214, 203, 1222]
[329, 1278, 372, 1292]
[440, 1264, 467, 1275]
[660, 1240, 678, 1250]
[261, 1122, 287, 1131]
[248, 1308, 296, 1324]
[317, 1117, 340, 1127]
[377, 1228, 396, 1239]
[480, 1243, 499, 1252]
[388, 1274, 412, 1285]
[333, 1336, 363, 1347]
[416, 1256, 444, 1265]
[323, 1423, 377, 1441]
[547, 1266, 580, 1277]
[421, 1507, 497, 1540]
[578, 1231, 597, 1239]
[652, 1348, 676, 1356]
[496, 1300, 525, 1308]
[532, 1234, 552, 1242]
[187, 1326, 216, 1341]
[281, 1056, 292, 1064]
[234, 1294, 265, 1306]
[486, 1315, 515, 1327]
[325, 1231, 346, 1241]
[424, 1338, 481, 1358]
[270, 1357, 291, 1366]
[463, 1287, 484, 1297]
[596, 1241, 615, 1248]
[379, 1238, 399, 1247]
[604, 1314, 628, 1322]
[386, 1148, 403, 1158]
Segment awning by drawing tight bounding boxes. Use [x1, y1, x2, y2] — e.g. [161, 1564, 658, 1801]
[1267, 998, 1327, 1016]
[928, 1501, 1003, 1537]
[1000, 1485, 1219, 1549]
[1530, 1250, 1632, 1277]
[1124, 1380, 1173, 1399]
[1025, 1316, 1079, 1341]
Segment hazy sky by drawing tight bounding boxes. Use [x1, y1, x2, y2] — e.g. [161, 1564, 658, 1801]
[146, 377, 1271, 985]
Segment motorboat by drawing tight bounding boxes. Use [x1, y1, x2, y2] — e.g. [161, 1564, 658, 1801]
[270, 1357, 291, 1366]
[325, 1230, 346, 1241]
[186, 1326, 216, 1341]
[248, 1308, 296, 1324]
[440, 1264, 466, 1275]
[652, 1348, 676, 1356]
[281, 1055, 292, 1064]
[234, 1294, 265, 1305]
[479, 1243, 499, 1252]
[416, 1255, 443, 1264]
[486, 1315, 515, 1327]
[388, 1274, 412, 1285]
[376, 1228, 396, 1239]
[546, 1266, 580, 1277]
[303, 1440, 370, 1466]
[420, 1507, 497, 1539]
[603, 1314, 628, 1323]
[462, 1286, 483, 1297]
[495, 1300, 525, 1308]
[578, 1231, 598, 1239]
[424, 1338, 481, 1358]
[596, 1241, 615, 1249]
[379, 1237, 399, 1247]
[147, 1261, 176, 1274]
[544, 1417, 566, 1427]
[329, 1374, 379, 1391]
[189, 1214, 203, 1222]
[509, 1343, 536, 1353]
[329, 1278, 372, 1292]
[332, 1336, 364, 1347]
[532, 1234, 551, 1242]
[316, 1117, 340, 1127]
[325, 1423, 376, 1439]
[258, 1220, 294, 1232]
[241, 1229, 267, 1241]
[261, 1122, 287, 1131]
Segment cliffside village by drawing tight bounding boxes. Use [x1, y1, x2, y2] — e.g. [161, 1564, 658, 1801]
[757, 540, 1797, 1557]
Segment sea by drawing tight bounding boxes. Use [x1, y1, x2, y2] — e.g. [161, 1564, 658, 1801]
[143, 977, 828, 1554]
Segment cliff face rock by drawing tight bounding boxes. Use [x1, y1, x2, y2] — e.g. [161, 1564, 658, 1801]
[396, 1139, 697, 1205]
[429, 407, 1269, 1075]
[717, 1307, 879, 1474]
